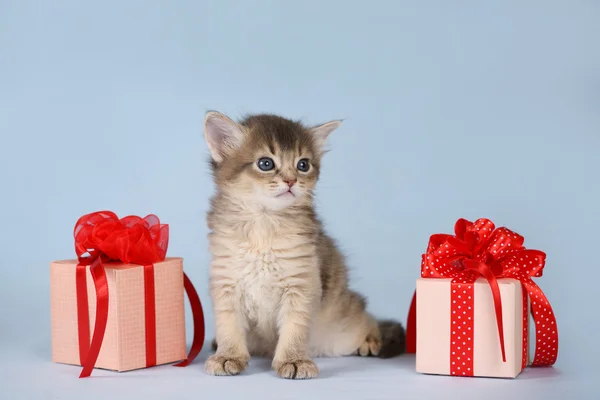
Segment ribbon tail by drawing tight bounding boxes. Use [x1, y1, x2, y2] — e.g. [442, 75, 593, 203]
[79, 258, 109, 378]
[521, 284, 529, 370]
[465, 261, 507, 363]
[405, 291, 417, 354]
[487, 276, 507, 363]
[174, 273, 205, 367]
[521, 278, 558, 366]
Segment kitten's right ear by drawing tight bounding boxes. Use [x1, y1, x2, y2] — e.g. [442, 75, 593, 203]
[204, 111, 245, 163]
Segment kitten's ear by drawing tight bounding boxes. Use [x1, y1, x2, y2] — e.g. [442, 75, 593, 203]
[309, 120, 342, 151]
[204, 111, 245, 162]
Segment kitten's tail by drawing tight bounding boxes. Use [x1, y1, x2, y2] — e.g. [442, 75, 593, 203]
[377, 319, 406, 358]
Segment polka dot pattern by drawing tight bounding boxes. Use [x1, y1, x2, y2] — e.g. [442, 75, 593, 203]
[521, 285, 529, 370]
[469, 218, 496, 245]
[450, 278, 476, 376]
[417, 218, 559, 375]
[520, 278, 559, 366]
[502, 250, 546, 278]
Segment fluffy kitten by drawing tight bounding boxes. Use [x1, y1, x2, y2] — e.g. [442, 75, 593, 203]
[203, 111, 405, 379]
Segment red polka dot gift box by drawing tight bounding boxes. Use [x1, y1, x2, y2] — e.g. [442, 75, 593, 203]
[405, 218, 558, 378]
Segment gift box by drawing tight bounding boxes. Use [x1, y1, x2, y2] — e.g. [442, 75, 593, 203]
[415, 277, 529, 378]
[50, 211, 205, 378]
[406, 218, 558, 378]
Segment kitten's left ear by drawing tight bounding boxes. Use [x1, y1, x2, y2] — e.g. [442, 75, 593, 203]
[309, 120, 342, 151]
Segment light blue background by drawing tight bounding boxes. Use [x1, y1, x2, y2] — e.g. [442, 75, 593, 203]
[1, 1, 599, 398]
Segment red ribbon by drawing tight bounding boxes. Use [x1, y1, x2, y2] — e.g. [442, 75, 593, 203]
[406, 218, 558, 375]
[174, 273, 205, 367]
[73, 211, 205, 378]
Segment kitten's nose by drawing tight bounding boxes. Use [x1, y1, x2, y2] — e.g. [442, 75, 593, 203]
[284, 179, 297, 187]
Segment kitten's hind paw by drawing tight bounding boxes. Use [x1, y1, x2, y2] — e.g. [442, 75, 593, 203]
[273, 359, 319, 380]
[205, 354, 249, 376]
[356, 333, 381, 357]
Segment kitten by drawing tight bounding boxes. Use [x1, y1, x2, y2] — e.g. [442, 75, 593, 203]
[203, 111, 405, 379]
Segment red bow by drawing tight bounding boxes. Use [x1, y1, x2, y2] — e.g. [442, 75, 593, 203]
[75, 211, 169, 265]
[406, 218, 558, 372]
[73, 211, 205, 378]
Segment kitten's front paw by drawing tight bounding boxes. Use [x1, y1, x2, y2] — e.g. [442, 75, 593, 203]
[205, 354, 249, 376]
[273, 359, 319, 380]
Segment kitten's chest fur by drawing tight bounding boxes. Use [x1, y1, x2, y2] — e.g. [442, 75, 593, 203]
[236, 222, 286, 325]
[210, 209, 317, 328]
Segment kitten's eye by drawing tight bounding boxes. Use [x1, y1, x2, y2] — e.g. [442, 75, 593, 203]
[297, 159, 310, 172]
[257, 157, 275, 171]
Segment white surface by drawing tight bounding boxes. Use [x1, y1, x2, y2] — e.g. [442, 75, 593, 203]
[0, 342, 591, 400]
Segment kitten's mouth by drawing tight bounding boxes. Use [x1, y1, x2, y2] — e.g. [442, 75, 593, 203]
[277, 189, 295, 198]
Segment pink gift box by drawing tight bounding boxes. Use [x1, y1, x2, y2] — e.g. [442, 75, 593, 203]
[415, 277, 529, 378]
[406, 218, 559, 379]
[50, 257, 186, 372]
